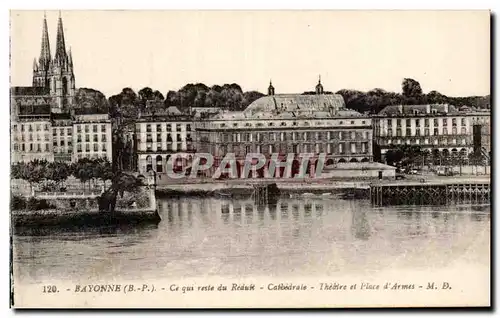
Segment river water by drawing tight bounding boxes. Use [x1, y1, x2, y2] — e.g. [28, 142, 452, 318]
[12, 197, 490, 285]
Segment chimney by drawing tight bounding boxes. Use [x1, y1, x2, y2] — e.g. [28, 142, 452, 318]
[443, 104, 449, 113]
[426, 105, 430, 114]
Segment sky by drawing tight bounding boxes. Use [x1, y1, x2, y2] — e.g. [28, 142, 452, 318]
[9, 10, 491, 98]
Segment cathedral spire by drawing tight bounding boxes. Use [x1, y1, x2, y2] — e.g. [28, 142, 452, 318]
[32, 57, 38, 71]
[54, 11, 68, 65]
[68, 46, 73, 67]
[38, 13, 51, 70]
[268, 79, 275, 96]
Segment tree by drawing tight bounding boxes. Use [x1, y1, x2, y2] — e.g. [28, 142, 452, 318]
[97, 171, 144, 213]
[74, 88, 109, 114]
[402, 78, 423, 98]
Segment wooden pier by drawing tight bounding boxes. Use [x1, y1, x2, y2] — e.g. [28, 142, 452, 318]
[370, 179, 490, 206]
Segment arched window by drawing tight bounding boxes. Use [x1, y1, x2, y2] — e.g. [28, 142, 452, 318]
[146, 155, 153, 172]
[156, 155, 163, 173]
[361, 158, 370, 162]
[349, 158, 358, 163]
[62, 77, 68, 95]
[338, 158, 346, 163]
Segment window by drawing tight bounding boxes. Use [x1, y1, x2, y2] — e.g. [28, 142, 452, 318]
[146, 124, 152, 132]
[361, 142, 367, 153]
[416, 119, 420, 127]
[387, 119, 392, 126]
[102, 144, 106, 151]
[461, 118, 466, 126]
[433, 128, 438, 135]
[77, 135, 82, 142]
[452, 118, 457, 126]
[415, 129, 420, 136]
[388, 129, 393, 137]
[443, 128, 448, 135]
[84, 125, 89, 133]
[406, 119, 411, 126]
[166, 124, 171, 131]
[21, 144, 25, 151]
[396, 129, 402, 137]
[425, 129, 430, 136]
[101, 125, 106, 132]
[44, 124, 48, 131]
[406, 128, 411, 136]
[186, 124, 191, 131]
[92, 135, 97, 142]
[21, 125, 24, 132]
[303, 132, 309, 140]
[102, 134, 106, 142]
[29, 144, 33, 151]
[339, 143, 344, 154]
[77, 126, 81, 133]
[351, 132, 356, 139]
[452, 127, 457, 135]
[67, 128, 72, 135]
[176, 134, 181, 141]
[60, 140, 65, 146]
[45, 144, 49, 152]
[29, 134, 33, 141]
[85, 135, 90, 142]
[396, 119, 401, 127]
[292, 144, 298, 153]
[351, 121, 355, 125]
[37, 144, 41, 152]
[146, 134, 152, 142]
[85, 144, 90, 152]
[350, 143, 356, 153]
[461, 127, 466, 135]
[156, 133, 162, 142]
[93, 144, 98, 152]
[36, 124, 40, 131]
[176, 125, 182, 131]
[425, 119, 429, 127]
[28, 125, 33, 132]
[37, 134, 41, 141]
[156, 124, 161, 132]
[339, 131, 343, 140]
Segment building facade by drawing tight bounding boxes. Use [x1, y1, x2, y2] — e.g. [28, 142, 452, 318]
[196, 80, 373, 177]
[135, 108, 195, 175]
[10, 13, 112, 165]
[373, 104, 490, 164]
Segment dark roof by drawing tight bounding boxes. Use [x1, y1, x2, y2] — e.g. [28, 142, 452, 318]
[11, 86, 50, 96]
[17, 104, 51, 116]
[378, 104, 458, 116]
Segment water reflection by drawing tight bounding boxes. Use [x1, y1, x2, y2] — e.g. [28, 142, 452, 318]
[12, 197, 490, 283]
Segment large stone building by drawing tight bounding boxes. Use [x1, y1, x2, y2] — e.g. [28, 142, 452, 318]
[196, 79, 373, 177]
[135, 106, 195, 175]
[10, 13, 112, 164]
[373, 104, 491, 164]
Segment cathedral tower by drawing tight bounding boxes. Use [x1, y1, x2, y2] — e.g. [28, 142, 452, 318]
[32, 13, 51, 89]
[49, 12, 76, 113]
[32, 12, 76, 113]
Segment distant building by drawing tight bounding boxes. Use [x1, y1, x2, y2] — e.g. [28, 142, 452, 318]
[196, 79, 373, 177]
[135, 107, 195, 175]
[10, 13, 112, 164]
[73, 114, 112, 162]
[373, 104, 491, 164]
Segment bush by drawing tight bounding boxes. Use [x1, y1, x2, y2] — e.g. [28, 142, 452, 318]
[26, 197, 55, 211]
[10, 195, 26, 210]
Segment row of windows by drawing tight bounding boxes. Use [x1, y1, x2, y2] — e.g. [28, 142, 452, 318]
[218, 142, 370, 155]
[76, 124, 107, 133]
[384, 138, 468, 146]
[143, 124, 191, 132]
[145, 143, 186, 152]
[387, 118, 467, 127]
[14, 143, 50, 152]
[215, 119, 369, 129]
[76, 134, 107, 143]
[13, 123, 50, 132]
[387, 127, 467, 137]
[144, 133, 191, 142]
[52, 128, 73, 136]
[13, 124, 108, 134]
[216, 131, 371, 143]
[13, 133, 50, 142]
[75, 153, 109, 160]
[76, 143, 107, 152]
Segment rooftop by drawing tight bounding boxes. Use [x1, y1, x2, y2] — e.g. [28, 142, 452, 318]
[11, 86, 50, 96]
